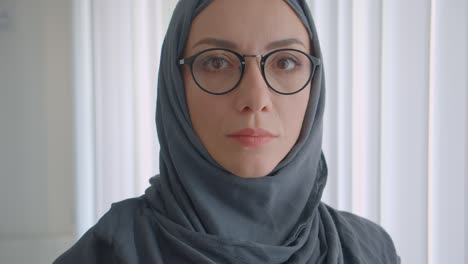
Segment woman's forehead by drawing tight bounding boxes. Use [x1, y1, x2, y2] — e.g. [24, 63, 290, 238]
[185, 0, 310, 54]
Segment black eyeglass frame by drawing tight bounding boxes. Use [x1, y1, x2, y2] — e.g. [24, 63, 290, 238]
[178, 48, 321, 95]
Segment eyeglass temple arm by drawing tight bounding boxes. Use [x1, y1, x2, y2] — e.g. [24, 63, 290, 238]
[311, 56, 321, 66]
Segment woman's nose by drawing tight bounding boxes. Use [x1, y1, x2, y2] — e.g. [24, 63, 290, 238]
[234, 58, 273, 113]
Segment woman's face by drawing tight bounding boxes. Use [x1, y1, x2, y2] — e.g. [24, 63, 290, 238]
[182, 0, 311, 178]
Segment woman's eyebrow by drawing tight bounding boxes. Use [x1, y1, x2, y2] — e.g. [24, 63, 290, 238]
[265, 38, 306, 50]
[191, 38, 306, 50]
[192, 38, 238, 49]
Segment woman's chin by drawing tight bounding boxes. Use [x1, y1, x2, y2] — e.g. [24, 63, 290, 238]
[222, 160, 276, 178]
[206, 142, 283, 178]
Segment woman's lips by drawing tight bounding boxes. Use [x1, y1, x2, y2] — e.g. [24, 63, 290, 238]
[226, 128, 277, 147]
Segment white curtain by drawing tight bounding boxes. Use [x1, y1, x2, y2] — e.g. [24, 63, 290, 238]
[73, 0, 174, 236]
[309, 0, 467, 263]
[73, 0, 467, 263]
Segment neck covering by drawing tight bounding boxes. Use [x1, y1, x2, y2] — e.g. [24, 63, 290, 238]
[144, 0, 360, 263]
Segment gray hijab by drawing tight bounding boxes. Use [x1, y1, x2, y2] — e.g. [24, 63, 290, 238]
[143, 0, 400, 263]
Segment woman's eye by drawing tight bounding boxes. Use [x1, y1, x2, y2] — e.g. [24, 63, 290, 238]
[202, 57, 231, 71]
[275, 57, 299, 71]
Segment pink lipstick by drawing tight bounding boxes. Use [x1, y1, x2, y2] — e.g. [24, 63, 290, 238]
[227, 128, 277, 147]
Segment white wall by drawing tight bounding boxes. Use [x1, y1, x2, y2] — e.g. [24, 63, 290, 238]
[0, 0, 75, 263]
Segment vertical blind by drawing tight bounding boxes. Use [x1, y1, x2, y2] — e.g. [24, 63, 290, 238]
[73, 0, 467, 263]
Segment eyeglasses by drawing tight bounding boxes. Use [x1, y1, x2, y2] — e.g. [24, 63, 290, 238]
[179, 48, 321, 95]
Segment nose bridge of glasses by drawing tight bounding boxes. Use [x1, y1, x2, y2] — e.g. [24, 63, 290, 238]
[241, 54, 263, 71]
[238, 54, 271, 94]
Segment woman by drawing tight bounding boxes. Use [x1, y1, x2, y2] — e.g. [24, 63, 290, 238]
[55, 0, 400, 263]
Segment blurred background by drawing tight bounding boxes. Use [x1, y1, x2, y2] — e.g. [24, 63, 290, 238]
[0, 0, 466, 263]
